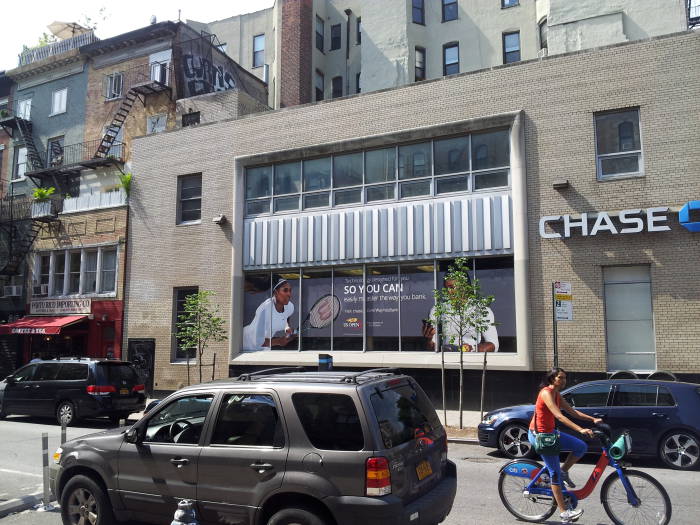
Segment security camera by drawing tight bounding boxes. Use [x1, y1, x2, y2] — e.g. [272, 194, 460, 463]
[212, 214, 226, 225]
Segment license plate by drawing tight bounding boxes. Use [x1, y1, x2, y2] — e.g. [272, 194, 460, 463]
[119, 388, 129, 395]
[415, 460, 432, 481]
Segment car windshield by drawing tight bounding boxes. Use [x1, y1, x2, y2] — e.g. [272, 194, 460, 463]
[98, 363, 138, 384]
[370, 381, 441, 449]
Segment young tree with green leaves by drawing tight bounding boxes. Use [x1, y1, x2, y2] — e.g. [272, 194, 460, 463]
[431, 257, 495, 428]
[175, 290, 227, 385]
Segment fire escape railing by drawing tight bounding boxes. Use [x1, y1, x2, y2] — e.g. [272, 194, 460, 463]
[28, 139, 125, 175]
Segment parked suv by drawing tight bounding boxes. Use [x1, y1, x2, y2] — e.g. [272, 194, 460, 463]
[51, 369, 456, 525]
[0, 359, 146, 425]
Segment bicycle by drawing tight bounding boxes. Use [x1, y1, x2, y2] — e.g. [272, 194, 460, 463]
[497, 428, 672, 524]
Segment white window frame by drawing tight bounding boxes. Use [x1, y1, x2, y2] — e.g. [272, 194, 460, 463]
[594, 108, 644, 181]
[253, 34, 265, 68]
[105, 72, 123, 100]
[50, 88, 67, 116]
[36, 246, 119, 297]
[17, 98, 32, 120]
[12, 146, 27, 181]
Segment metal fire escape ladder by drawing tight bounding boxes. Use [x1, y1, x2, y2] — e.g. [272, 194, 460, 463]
[0, 116, 45, 172]
[0, 221, 45, 276]
[94, 90, 139, 159]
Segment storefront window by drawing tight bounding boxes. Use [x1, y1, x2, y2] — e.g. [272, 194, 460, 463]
[399, 264, 436, 351]
[334, 267, 364, 350]
[242, 273, 299, 351]
[366, 266, 399, 351]
[299, 269, 333, 350]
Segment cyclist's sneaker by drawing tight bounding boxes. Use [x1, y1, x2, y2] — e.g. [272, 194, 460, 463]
[560, 508, 583, 523]
[561, 470, 577, 488]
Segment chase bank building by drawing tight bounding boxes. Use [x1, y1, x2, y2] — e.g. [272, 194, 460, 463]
[126, 32, 700, 405]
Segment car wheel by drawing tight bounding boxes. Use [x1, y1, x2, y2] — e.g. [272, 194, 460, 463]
[267, 506, 327, 525]
[56, 401, 77, 426]
[61, 474, 116, 525]
[498, 423, 533, 459]
[659, 431, 700, 470]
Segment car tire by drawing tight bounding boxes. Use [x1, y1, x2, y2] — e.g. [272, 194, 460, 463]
[267, 506, 327, 525]
[61, 474, 116, 525]
[498, 423, 534, 459]
[56, 401, 77, 426]
[659, 430, 700, 470]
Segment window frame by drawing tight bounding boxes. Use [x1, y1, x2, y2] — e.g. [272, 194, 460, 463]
[443, 42, 459, 76]
[172, 287, 200, 362]
[104, 72, 124, 100]
[253, 34, 265, 68]
[330, 24, 342, 51]
[539, 18, 548, 50]
[412, 0, 425, 25]
[315, 16, 325, 52]
[415, 47, 426, 82]
[50, 88, 68, 116]
[13, 146, 28, 181]
[594, 108, 644, 181]
[356, 17, 361, 45]
[315, 70, 325, 102]
[209, 392, 285, 448]
[501, 0, 519, 8]
[177, 173, 202, 225]
[35, 246, 119, 297]
[331, 76, 343, 98]
[503, 31, 521, 64]
[442, 0, 458, 22]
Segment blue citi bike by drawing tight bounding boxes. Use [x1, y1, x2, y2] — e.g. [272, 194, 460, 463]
[498, 428, 672, 524]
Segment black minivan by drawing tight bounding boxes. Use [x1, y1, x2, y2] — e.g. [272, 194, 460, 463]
[0, 359, 146, 425]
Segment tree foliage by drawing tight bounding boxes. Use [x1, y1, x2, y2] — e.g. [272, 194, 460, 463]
[175, 290, 227, 385]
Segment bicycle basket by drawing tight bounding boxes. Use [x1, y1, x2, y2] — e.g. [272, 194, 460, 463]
[609, 431, 632, 460]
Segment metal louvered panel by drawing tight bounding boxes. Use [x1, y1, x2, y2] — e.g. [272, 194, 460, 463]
[242, 193, 512, 269]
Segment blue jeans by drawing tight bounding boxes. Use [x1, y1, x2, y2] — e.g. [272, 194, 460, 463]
[528, 429, 587, 486]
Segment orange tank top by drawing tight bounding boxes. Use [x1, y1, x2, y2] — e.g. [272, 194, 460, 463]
[529, 386, 560, 433]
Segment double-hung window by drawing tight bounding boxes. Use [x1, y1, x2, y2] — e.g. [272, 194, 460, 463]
[331, 76, 343, 98]
[442, 0, 458, 22]
[412, 0, 425, 24]
[415, 47, 426, 81]
[316, 16, 324, 51]
[177, 174, 202, 224]
[315, 70, 325, 101]
[42, 246, 118, 296]
[595, 108, 643, 180]
[330, 24, 341, 51]
[253, 34, 265, 68]
[443, 43, 459, 76]
[13, 146, 27, 180]
[503, 31, 520, 64]
[51, 88, 67, 116]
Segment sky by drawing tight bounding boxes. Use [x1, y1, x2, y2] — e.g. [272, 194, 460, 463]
[1, 0, 275, 72]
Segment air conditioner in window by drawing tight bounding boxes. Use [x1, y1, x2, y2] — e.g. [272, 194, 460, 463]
[3, 285, 22, 297]
[33, 284, 49, 296]
[537, 48, 548, 58]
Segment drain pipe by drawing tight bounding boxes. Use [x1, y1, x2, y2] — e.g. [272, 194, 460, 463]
[344, 9, 352, 95]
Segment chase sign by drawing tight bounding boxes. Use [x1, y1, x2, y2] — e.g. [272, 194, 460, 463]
[539, 202, 699, 239]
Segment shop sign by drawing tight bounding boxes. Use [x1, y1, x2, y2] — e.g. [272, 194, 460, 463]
[553, 281, 573, 321]
[30, 298, 92, 315]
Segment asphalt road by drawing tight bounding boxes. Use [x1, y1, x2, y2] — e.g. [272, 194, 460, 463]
[0, 418, 698, 524]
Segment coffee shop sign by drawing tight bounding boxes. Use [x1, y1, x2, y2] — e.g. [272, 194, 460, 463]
[539, 202, 700, 239]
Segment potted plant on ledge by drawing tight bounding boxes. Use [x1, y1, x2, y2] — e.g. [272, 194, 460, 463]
[31, 186, 56, 218]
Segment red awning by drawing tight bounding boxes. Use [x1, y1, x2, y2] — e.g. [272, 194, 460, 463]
[0, 315, 88, 335]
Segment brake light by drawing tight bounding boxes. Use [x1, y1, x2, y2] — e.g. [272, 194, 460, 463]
[132, 384, 146, 393]
[86, 385, 116, 395]
[366, 457, 391, 496]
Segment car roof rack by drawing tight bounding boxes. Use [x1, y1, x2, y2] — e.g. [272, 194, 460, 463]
[237, 366, 307, 381]
[341, 368, 399, 384]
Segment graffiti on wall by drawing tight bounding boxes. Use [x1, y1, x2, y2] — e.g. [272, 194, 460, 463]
[183, 54, 237, 97]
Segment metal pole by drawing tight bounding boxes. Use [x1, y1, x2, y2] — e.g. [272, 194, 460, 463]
[211, 352, 217, 382]
[552, 282, 559, 368]
[40, 433, 52, 510]
[61, 421, 67, 445]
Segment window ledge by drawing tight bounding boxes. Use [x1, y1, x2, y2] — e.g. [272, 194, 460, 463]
[176, 220, 202, 227]
[48, 111, 67, 117]
[597, 173, 644, 182]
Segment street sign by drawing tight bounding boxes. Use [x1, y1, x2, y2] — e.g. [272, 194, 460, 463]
[554, 281, 573, 321]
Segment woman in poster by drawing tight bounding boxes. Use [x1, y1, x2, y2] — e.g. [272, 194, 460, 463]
[242, 277, 297, 350]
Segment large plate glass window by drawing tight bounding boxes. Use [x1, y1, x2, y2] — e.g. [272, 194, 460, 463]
[595, 108, 642, 179]
[246, 165, 271, 215]
[299, 269, 333, 351]
[398, 142, 431, 198]
[366, 266, 399, 351]
[333, 267, 364, 350]
[242, 273, 299, 351]
[604, 265, 655, 372]
[399, 263, 436, 351]
[471, 129, 510, 190]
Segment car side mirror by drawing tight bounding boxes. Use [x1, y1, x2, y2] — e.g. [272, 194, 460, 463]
[124, 427, 141, 444]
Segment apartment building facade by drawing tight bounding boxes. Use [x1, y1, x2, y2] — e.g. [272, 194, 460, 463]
[190, 0, 689, 108]
[0, 22, 267, 380]
[126, 31, 700, 405]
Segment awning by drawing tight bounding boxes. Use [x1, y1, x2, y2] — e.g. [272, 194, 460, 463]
[0, 315, 88, 335]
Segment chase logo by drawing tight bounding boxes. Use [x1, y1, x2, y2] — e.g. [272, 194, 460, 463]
[679, 201, 700, 233]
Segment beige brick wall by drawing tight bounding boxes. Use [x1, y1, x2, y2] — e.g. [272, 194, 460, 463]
[128, 32, 700, 389]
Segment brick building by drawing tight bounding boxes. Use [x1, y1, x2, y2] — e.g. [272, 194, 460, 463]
[126, 31, 700, 405]
[0, 22, 267, 380]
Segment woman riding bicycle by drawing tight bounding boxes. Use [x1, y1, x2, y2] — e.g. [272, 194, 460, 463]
[529, 368, 602, 523]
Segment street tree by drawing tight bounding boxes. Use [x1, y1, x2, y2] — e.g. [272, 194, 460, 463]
[175, 290, 227, 385]
[432, 257, 495, 428]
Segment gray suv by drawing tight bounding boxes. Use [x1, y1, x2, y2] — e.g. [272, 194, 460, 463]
[51, 369, 456, 525]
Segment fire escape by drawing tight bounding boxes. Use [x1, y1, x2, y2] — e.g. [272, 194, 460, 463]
[95, 61, 172, 159]
[0, 110, 61, 276]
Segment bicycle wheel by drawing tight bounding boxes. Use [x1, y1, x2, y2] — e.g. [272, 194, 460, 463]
[601, 470, 672, 525]
[498, 471, 557, 522]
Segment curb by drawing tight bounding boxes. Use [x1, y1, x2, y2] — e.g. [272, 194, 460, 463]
[0, 492, 48, 519]
[446, 437, 480, 445]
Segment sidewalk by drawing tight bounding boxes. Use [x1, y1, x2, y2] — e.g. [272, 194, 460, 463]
[437, 409, 481, 442]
